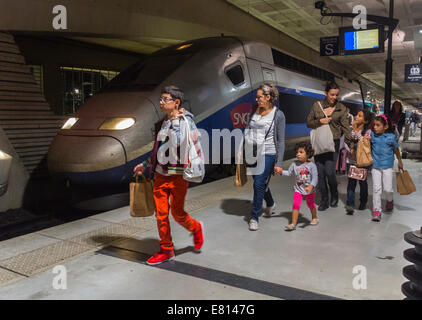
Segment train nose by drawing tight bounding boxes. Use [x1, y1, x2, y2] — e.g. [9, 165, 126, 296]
[47, 135, 127, 184]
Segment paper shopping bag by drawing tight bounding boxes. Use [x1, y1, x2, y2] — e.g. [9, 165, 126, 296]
[356, 139, 373, 167]
[129, 176, 155, 217]
[396, 169, 416, 195]
[235, 163, 247, 187]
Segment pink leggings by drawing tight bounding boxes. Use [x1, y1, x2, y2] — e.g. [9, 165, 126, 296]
[293, 192, 316, 211]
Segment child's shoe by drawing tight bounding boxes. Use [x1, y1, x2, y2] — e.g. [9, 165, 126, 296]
[372, 210, 381, 222]
[284, 224, 296, 231]
[192, 221, 204, 253]
[345, 205, 354, 215]
[310, 218, 319, 226]
[385, 200, 394, 212]
[146, 250, 175, 265]
[263, 202, 277, 218]
[358, 202, 366, 210]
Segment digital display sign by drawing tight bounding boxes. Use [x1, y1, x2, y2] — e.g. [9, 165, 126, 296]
[339, 24, 384, 55]
[344, 29, 379, 51]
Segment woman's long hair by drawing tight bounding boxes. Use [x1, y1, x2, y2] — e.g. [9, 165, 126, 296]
[361, 109, 374, 132]
[391, 100, 403, 114]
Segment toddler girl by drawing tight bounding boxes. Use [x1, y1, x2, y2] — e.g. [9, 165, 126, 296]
[282, 141, 318, 231]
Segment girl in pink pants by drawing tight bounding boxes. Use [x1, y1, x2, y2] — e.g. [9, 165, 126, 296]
[282, 141, 319, 231]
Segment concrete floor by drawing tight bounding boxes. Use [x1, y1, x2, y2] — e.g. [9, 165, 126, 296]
[0, 157, 420, 300]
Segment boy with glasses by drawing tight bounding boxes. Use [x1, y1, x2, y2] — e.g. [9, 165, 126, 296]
[133, 85, 204, 265]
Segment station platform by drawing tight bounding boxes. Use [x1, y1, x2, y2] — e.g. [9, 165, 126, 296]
[401, 129, 422, 156]
[0, 157, 420, 300]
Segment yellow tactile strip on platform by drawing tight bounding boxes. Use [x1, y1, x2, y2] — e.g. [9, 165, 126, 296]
[0, 224, 148, 277]
[0, 267, 25, 285]
[115, 216, 156, 231]
[0, 241, 92, 277]
[0, 181, 251, 283]
[66, 224, 143, 248]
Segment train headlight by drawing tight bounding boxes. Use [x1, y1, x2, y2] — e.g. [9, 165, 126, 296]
[99, 118, 136, 130]
[176, 43, 192, 50]
[62, 118, 79, 129]
[0, 150, 12, 197]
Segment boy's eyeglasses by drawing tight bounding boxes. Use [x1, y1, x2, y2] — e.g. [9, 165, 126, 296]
[159, 97, 174, 103]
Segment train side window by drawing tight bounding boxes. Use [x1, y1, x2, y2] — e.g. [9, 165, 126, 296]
[226, 65, 244, 86]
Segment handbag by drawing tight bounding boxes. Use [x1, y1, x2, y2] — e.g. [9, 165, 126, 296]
[396, 169, 416, 195]
[347, 165, 367, 181]
[310, 102, 335, 155]
[356, 138, 373, 167]
[181, 114, 205, 183]
[235, 162, 247, 187]
[129, 175, 155, 217]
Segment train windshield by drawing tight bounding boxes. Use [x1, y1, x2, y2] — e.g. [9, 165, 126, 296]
[102, 53, 193, 92]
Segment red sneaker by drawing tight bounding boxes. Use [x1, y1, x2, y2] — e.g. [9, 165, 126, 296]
[146, 250, 175, 265]
[192, 221, 204, 253]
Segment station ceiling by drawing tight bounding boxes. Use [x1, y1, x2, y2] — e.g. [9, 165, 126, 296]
[227, 0, 422, 106]
[62, 0, 422, 107]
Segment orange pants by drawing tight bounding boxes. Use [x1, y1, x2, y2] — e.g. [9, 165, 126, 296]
[153, 172, 200, 251]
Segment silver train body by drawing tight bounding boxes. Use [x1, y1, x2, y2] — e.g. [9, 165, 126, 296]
[47, 37, 384, 185]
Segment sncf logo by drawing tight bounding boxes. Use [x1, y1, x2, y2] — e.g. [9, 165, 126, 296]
[230, 102, 253, 128]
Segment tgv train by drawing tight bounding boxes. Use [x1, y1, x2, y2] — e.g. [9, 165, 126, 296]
[47, 36, 382, 185]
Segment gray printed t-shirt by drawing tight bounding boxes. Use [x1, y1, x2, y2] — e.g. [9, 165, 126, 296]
[282, 161, 318, 195]
[245, 108, 276, 155]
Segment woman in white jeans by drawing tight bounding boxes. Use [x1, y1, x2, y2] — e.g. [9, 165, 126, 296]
[367, 114, 403, 222]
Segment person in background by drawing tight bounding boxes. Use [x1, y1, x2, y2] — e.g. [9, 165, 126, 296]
[346, 108, 354, 128]
[389, 100, 406, 139]
[409, 109, 420, 137]
[373, 104, 381, 116]
[364, 105, 371, 113]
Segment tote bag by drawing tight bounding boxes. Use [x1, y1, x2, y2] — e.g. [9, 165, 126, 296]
[129, 175, 155, 217]
[310, 102, 335, 155]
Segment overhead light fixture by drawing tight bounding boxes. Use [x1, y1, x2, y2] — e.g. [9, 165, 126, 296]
[419, 29, 422, 34]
